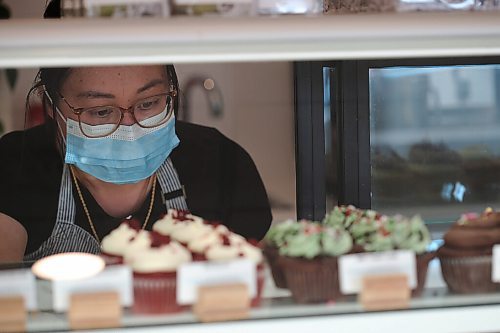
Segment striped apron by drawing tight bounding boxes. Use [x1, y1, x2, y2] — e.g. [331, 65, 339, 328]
[24, 158, 188, 261]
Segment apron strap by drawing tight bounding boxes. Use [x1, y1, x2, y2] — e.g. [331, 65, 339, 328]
[157, 158, 189, 211]
[24, 158, 187, 261]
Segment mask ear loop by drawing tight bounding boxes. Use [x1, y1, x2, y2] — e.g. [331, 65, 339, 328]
[42, 86, 67, 157]
[43, 87, 67, 140]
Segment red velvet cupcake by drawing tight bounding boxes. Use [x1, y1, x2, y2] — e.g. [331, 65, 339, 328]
[100, 220, 140, 265]
[204, 233, 265, 307]
[127, 232, 192, 314]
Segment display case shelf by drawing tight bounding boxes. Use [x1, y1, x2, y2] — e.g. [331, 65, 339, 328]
[0, 11, 499, 67]
[26, 302, 500, 333]
[27, 266, 500, 333]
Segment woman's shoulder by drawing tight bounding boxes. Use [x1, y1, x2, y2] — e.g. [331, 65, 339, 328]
[0, 125, 61, 182]
[0, 129, 24, 153]
[175, 120, 228, 144]
[0, 125, 55, 156]
[174, 121, 249, 158]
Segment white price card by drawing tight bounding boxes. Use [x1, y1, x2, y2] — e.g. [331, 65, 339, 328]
[492, 245, 500, 283]
[177, 259, 256, 305]
[339, 250, 417, 295]
[0, 269, 37, 311]
[52, 265, 133, 312]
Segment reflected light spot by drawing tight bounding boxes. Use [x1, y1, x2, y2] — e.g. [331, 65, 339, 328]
[32, 253, 105, 281]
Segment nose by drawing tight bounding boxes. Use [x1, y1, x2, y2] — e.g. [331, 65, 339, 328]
[120, 110, 136, 126]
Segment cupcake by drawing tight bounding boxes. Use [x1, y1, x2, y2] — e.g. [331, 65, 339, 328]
[187, 224, 232, 261]
[437, 208, 500, 294]
[152, 209, 198, 234]
[170, 219, 215, 248]
[277, 221, 352, 303]
[153, 210, 233, 261]
[100, 220, 139, 265]
[389, 215, 435, 296]
[324, 206, 434, 296]
[122, 230, 155, 264]
[262, 219, 303, 288]
[128, 232, 192, 314]
[204, 232, 264, 307]
[324, 205, 389, 253]
[323, 205, 364, 229]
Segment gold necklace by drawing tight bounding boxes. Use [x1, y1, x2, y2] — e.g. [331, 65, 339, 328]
[69, 165, 157, 242]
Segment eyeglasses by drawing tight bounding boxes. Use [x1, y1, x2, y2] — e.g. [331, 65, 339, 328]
[58, 91, 177, 138]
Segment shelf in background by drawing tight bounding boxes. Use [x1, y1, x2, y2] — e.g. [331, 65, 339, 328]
[0, 11, 499, 67]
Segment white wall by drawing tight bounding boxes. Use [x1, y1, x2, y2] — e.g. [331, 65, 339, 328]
[176, 62, 296, 222]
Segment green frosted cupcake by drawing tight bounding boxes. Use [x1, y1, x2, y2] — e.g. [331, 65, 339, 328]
[277, 221, 352, 303]
[323, 205, 434, 296]
[263, 219, 306, 289]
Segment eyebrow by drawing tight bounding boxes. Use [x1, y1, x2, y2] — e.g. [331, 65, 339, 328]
[76, 91, 114, 99]
[136, 79, 167, 94]
[76, 79, 167, 99]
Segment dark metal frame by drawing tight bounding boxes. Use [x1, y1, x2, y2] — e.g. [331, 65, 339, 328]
[294, 62, 328, 221]
[295, 56, 500, 221]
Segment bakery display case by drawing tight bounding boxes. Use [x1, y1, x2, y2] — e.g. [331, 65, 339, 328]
[1, 10, 500, 333]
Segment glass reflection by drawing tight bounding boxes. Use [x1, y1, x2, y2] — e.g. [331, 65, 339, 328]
[370, 65, 500, 223]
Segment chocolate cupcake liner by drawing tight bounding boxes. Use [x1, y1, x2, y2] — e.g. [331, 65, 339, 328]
[278, 256, 341, 303]
[263, 245, 287, 289]
[133, 272, 184, 314]
[439, 255, 500, 294]
[413, 251, 436, 297]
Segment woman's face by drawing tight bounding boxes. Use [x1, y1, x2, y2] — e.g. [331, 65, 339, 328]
[56, 65, 170, 129]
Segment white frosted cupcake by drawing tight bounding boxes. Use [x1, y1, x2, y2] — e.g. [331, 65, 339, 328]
[152, 209, 187, 236]
[170, 220, 213, 245]
[100, 221, 139, 265]
[186, 224, 235, 261]
[122, 230, 154, 264]
[204, 233, 264, 307]
[130, 233, 192, 314]
[153, 209, 205, 239]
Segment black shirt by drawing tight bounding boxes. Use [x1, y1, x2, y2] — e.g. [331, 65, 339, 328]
[0, 121, 272, 255]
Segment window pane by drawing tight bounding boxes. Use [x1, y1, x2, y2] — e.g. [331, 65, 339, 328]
[370, 65, 500, 224]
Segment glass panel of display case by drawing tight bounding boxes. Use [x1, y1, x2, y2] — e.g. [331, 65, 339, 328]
[369, 64, 500, 224]
[0, 62, 297, 265]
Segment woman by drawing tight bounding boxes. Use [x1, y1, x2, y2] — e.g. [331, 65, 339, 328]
[0, 63, 272, 262]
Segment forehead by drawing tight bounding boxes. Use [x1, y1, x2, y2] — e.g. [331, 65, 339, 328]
[61, 65, 168, 93]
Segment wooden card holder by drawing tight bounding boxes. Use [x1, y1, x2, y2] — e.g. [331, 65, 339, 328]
[0, 296, 26, 333]
[193, 283, 250, 323]
[68, 291, 121, 330]
[359, 274, 410, 311]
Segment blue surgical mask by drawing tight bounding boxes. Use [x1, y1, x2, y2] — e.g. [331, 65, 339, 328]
[58, 107, 179, 184]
